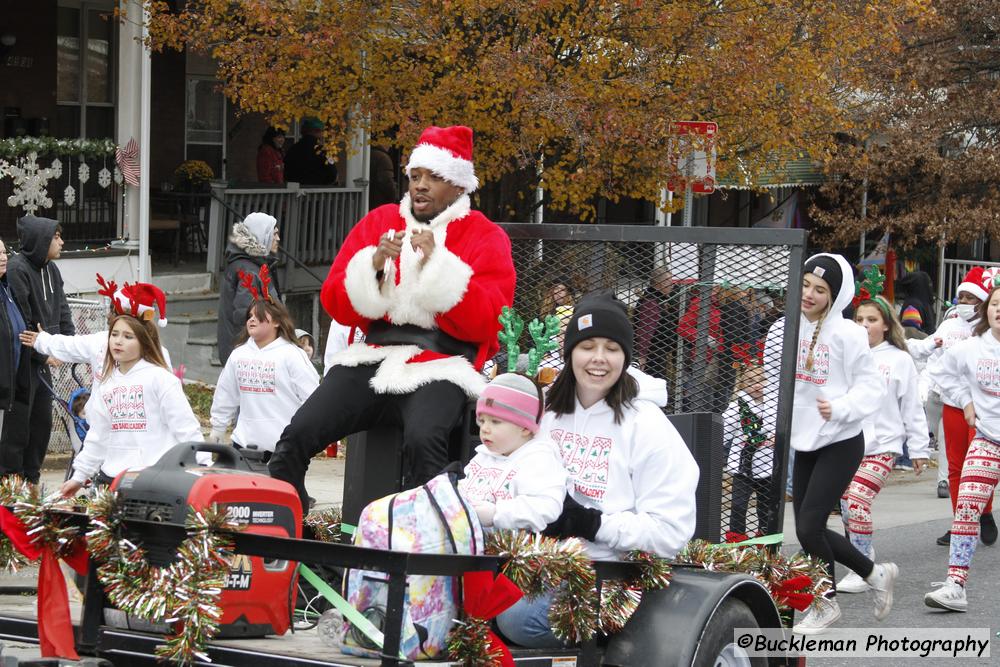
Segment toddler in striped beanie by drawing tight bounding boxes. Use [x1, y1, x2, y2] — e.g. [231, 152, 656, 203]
[458, 373, 567, 531]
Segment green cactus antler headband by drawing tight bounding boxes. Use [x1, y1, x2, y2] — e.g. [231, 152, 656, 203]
[497, 306, 561, 377]
[852, 265, 885, 309]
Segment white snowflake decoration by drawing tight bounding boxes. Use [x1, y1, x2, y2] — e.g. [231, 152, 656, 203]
[113, 167, 123, 185]
[50, 158, 63, 179]
[64, 185, 76, 206]
[78, 162, 90, 184]
[4, 152, 55, 214]
[97, 167, 111, 188]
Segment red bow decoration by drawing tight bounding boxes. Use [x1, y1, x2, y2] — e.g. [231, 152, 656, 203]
[237, 264, 273, 303]
[462, 571, 523, 667]
[724, 531, 750, 544]
[772, 574, 815, 612]
[0, 507, 88, 659]
[851, 287, 871, 309]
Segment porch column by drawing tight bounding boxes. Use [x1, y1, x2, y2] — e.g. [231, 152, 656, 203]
[115, 0, 152, 280]
[345, 121, 370, 215]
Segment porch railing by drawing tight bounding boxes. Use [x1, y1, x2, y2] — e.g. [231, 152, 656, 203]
[207, 183, 365, 291]
[937, 257, 1000, 323]
[0, 154, 121, 245]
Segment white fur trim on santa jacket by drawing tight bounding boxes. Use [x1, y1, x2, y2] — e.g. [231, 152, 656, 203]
[34, 329, 173, 419]
[539, 397, 699, 560]
[723, 391, 774, 480]
[210, 337, 320, 452]
[321, 194, 516, 398]
[70, 359, 203, 483]
[934, 330, 1000, 442]
[458, 439, 566, 532]
[910, 314, 977, 407]
[763, 255, 885, 452]
[859, 341, 930, 459]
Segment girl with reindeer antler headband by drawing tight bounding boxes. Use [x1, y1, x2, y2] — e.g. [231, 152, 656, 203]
[208, 263, 319, 462]
[833, 268, 930, 596]
[58, 279, 203, 498]
[19, 274, 174, 427]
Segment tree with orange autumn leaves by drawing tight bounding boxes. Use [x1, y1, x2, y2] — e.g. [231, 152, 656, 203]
[146, 0, 926, 222]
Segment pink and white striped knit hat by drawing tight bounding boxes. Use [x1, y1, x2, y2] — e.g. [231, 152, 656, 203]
[476, 373, 543, 434]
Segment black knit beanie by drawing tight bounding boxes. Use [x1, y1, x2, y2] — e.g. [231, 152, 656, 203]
[803, 255, 843, 299]
[563, 291, 634, 365]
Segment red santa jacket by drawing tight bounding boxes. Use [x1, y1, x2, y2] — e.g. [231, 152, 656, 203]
[321, 193, 516, 397]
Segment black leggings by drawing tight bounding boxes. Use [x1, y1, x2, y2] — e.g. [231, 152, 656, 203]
[792, 432, 873, 594]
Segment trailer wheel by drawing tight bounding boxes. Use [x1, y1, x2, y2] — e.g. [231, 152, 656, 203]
[695, 598, 767, 667]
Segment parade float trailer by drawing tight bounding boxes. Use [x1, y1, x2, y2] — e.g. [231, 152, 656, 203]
[0, 225, 806, 667]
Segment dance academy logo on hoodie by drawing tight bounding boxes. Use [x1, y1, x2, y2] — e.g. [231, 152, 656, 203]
[104, 385, 147, 431]
[550, 429, 611, 502]
[236, 358, 276, 394]
[795, 339, 830, 385]
[461, 460, 515, 501]
[975, 358, 1000, 397]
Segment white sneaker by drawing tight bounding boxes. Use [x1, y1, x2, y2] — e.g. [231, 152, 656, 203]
[837, 570, 870, 593]
[865, 562, 898, 621]
[792, 597, 842, 635]
[924, 580, 968, 612]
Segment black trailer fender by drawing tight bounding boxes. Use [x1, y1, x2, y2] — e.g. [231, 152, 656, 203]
[603, 566, 782, 667]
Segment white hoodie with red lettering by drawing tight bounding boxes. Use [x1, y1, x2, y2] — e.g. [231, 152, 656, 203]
[210, 336, 320, 452]
[69, 359, 203, 483]
[538, 386, 698, 560]
[934, 329, 1000, 442]
[763, 253, 885, 452]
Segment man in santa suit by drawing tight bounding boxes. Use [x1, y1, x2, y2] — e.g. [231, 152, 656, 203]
[269, 125, 516, 512]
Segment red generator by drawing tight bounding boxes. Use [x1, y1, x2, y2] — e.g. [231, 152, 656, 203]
[106, 443, 302, 638]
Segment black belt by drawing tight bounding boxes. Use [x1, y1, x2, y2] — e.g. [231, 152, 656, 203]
[366, 321, 478, 363]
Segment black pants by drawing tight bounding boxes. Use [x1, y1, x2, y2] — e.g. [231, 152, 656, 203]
[0, 362, 53, 483]
[268, 364, 467, 513]
[730, 474, 774, 535]
[792, 432, 873, 594]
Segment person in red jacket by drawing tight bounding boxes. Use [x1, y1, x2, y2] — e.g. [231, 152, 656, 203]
[256, 127, 286, 184]
[269, 126, 517, 511]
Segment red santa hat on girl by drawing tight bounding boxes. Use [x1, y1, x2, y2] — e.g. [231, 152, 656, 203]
[957, 266, 989, 302]
[96, 274, 169, 327]
[404, 125, 479, 193]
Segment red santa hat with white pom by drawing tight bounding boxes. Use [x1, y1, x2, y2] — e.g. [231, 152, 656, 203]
[404, 125, 479, 193]
[957, 266, 989, 302]
[96, 274, 169, 327]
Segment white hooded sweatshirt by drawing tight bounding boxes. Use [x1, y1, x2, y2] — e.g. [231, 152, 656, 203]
[458, 438, 566, 532]
[210, 336, 320, 451]
[539, 386, 699, 560]
[70, 359, 203, 483]
[860, 341, 931, 458]
[911, 313, 978, 407]
[764, 253, 885, 452]
[935, 330, 1000, 442]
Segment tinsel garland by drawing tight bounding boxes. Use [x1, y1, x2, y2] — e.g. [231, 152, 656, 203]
[447, 616, 503, 667]
[486, 530, 597, 643]
[0, 137, 117, 160]
[86, 489, 236, 665]
[2, 477, 83, 561]
[0, 476, 32, 572]
[596, 551, 673, 633]
[303, 507, 342, 543]
[675, 540, 832, 613]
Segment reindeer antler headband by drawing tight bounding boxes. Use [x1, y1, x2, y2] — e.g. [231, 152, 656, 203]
[237, 264, 274, 303]
[497, 306, 560, 378]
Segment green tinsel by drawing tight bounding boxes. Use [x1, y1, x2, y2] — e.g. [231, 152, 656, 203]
[86, 489, 236, 665]
[0, 137, 117, 160]
[304, 507, 342, 543]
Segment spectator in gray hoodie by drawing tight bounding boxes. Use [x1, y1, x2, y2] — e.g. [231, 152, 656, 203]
[216, 212, 282, 364]
[1, 215, 74, 482]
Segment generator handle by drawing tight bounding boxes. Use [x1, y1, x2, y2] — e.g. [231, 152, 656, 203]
[160, 442, 254, 472]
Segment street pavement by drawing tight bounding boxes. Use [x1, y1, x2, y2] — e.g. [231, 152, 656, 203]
[1, 457, 997, 665]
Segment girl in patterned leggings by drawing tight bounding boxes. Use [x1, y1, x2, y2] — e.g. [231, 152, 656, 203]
[925, 280, 1000, 612]
[837, 291, 931, 593]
